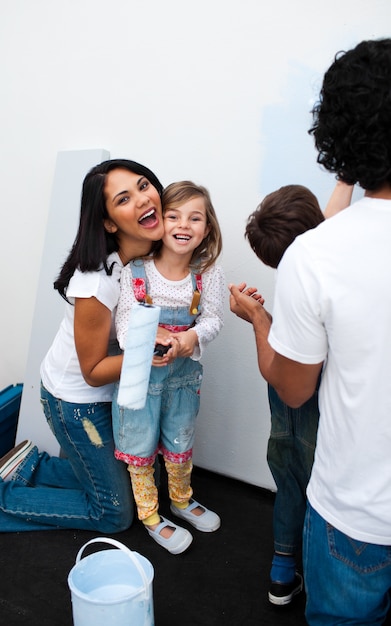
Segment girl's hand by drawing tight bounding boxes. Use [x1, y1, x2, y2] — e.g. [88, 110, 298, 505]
[152, 328, 179, 367]
[173, 329, 198, 358]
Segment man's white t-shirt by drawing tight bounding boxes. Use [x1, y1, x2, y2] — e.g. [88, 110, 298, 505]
[40, 252, 123, 403]
[268, 196, 391, 544]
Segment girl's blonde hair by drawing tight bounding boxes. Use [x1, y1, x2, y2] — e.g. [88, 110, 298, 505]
[159, 181, 222, 273]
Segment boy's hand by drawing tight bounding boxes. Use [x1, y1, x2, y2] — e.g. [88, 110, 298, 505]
[229, 282, 267, 323]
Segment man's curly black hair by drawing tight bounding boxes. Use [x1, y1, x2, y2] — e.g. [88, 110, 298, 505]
[309, 38, 391, 191]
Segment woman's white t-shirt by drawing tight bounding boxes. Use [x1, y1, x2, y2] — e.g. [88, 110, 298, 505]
[40, 252, 123, 403]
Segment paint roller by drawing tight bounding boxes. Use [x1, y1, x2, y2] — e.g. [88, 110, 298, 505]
[117, 302, 161, 410]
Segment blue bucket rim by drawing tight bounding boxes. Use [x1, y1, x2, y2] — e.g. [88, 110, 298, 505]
[68, 538, 153, 604]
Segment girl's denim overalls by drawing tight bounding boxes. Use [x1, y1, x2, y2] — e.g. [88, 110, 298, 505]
[112, 259, 204, 466]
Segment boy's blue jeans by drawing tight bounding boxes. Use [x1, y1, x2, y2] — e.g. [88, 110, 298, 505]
[0, 384, 133, 532]
[303, 502, 391, 625]
[267, 384, 319, 554]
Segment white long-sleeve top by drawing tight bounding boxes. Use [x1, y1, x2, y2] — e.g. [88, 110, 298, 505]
[116, 258, 225, 360]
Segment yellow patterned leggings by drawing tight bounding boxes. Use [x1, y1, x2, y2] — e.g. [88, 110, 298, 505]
[128, 457, 193, 522]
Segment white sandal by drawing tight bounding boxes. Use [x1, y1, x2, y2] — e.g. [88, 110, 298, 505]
[170, 499, 221, 532]
[145, 516, 193, 554]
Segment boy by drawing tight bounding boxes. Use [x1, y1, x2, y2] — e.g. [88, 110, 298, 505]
[244, 181, 352, 605]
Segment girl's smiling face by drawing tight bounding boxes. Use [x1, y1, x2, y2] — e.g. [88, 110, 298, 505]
[162, 196, 210, 256]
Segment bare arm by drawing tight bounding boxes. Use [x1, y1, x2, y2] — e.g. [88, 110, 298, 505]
[74, 297, 123, 386]
[266, 353, 322, 408]
[323, 181, 354, 218]
[229, 283, 322, 407]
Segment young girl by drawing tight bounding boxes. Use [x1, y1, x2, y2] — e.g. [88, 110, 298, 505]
[113, 181, 225, 554]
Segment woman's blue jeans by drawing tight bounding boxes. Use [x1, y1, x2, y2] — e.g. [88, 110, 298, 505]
[0, 384, 133, 532]
[303, 502, 391, 625]
[267, 384, 319, 555]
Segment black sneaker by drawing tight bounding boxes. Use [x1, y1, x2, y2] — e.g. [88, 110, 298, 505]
[268, 572, 303, 606]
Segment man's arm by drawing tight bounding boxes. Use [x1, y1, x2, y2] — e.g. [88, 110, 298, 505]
[229, 283, 322, 407]
[267, 352, 322, 408]
[323, 181, 354, 218]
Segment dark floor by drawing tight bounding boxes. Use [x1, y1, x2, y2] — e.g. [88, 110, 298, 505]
[1, 465, 390, 626]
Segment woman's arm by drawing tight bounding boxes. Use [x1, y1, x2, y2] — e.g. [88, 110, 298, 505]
[74, 297, 123, 386]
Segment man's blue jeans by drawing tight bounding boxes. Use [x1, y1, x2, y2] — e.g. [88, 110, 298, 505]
[303, 502, 391, 625]
[0, 385, 133, 532]
[267, 384, 319, 554]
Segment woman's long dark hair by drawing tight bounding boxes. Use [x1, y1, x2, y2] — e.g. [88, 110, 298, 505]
[54, 159, 163, 300]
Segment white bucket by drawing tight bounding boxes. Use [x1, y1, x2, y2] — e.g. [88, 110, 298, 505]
[68, 537, 154, 626]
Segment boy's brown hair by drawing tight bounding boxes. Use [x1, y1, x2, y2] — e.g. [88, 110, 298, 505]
[245, 184, 324, 268]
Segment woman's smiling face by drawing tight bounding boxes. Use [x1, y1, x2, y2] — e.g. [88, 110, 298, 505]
[103, 168, 164, 243]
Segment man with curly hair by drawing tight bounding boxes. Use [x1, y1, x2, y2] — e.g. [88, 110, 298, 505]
[229, 38, 391, 624]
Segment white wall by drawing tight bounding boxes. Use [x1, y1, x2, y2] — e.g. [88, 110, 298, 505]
[1, 0, 390, 489]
